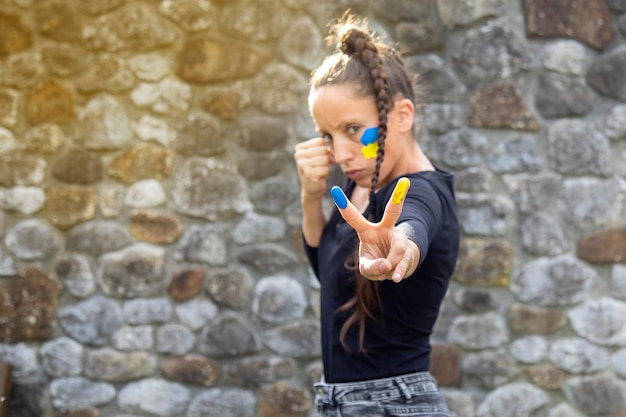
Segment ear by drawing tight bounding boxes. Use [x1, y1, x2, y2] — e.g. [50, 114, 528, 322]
[393, 98, 415, 134]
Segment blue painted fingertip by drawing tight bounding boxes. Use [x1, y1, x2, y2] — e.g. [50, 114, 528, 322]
[330, 186, 348, 209]
[360, 127, 379, 145]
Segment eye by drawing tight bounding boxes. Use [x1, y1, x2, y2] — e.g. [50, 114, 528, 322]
[347, 125, 360, 135]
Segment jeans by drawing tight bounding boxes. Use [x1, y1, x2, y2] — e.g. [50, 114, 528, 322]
[314, 371, 450, 417]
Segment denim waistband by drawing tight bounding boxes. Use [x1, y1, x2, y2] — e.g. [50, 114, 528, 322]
[314, 371, 439, 406]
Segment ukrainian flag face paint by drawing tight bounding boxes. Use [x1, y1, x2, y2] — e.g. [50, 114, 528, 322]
[360, 127, 379, 159]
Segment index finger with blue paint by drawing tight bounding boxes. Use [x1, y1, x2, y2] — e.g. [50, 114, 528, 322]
[330, 186, 373, 234]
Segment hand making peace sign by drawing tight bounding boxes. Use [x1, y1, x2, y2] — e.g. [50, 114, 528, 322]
[330, 177, 420, 283]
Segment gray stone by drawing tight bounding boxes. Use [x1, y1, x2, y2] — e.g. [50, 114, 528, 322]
[456, 193, 514, 236]
[563, 374, 626, 415]
[487, 135, 542, 173]
[76, 53, 135, 94]
[404, 55, 467, 103]
[453, 23, 535, 82]
[0, 126, 19, 154]
[252, 274, 307, 324]
[0, 153, 47, 187]
[586, 45, 626, 101]
[607, 0, 626, 12]
[559, 178, 625, 230]
[510, 335, 548, 364]
[238, 243, 301, 275]
[462, 349, 520, 389]
[39, 337, 83, 377]
[23, 123, 65, 154]
[78, 95, 133, 150]
[0, 342, 42, 382]
[131, 77, 192, 113]
[251, 64, 308, 115]
[542, 40, 587, 76]
[175, 298, 218, 330]
[454, 167, 493, 192]
[520, 212, 568, 256]
[277, 16, 324, 70]
[123, 298, 172, 325]
[5, 219, 60, 260]
[117, 378, 190, 417]
[98, 243, 167, 298]
[66, 221, 133, 257]
[613, 348, 626, 378]
[442, 389, 476, 417]
[568, 297, 626, 346]
[263, 319, 321, 358]
[447, 312, 509, 349]
[549, 338, 609, 373]
[424, 104, 465, 133]
[437, 0, 503, 28]
[452, 288, 498, 313]
[611, 264, 626, 300]
[232, 212, 286, 245]
[172, 112, 223, 157]
[536, 72, 594, 118]
[198, 312, 262, 357]
[134, 115, 170, 147]
[605, 104, 626, 140]
[0, 186, 45, 214]
[174, 223, 228, 265]
[250, 177, 298, 214]
[58, 295, 123, 346]
[124, 179, 166, 208]
[0, 249, 16, 276]
[436, 128, 487, 168]
[221, 0, 290, 42]
[0, 88, 20, 128]
[49, 376, 116, 412]
[54, 253, 96, 299]
[187, 388, 256, 417]
[503, 173, 562, 214]
[548, 119, 613, 176]
[156, 323, 195, 355]
[476, 382, 548, 417]
[111, 325, 154, 351]
[511, 254, 597, 307]
[128, 53, 170, 82]
[225, 355, 297, 388]
[84, 348, 157, 381]
[547, 403, 585, 417]
[171, 157, 252, 221]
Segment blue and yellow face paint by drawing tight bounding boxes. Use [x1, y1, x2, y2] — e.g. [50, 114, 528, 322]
[360, 127, 379, 159]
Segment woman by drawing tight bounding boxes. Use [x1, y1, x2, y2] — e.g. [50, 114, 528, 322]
[294, 14, 460, 417]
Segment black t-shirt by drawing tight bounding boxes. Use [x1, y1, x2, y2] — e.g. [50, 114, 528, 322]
[304, 168, 459, 383]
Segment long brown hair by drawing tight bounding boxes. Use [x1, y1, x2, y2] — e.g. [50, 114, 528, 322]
[309, 14, 424, 350]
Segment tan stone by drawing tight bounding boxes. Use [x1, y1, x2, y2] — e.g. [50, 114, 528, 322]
[507, 303, 566, 334]
[107, 143, 174, 185]
[24, 124, 65, 154]
[201, 91, 245, 121]
[129, 209, 184, 244]
[0, 268, 61, 343]
[160, 355, 220, 386]
[168, 268, 206, 301]
[258, 381, 312, 417]
[177, 38, 271, 83]
[45, 186, 97, 230]
[26, 79, 75, 126]
[0, 88, 20, 128]
[0, 153, 47, 187]
[35, 2, 82, 43]
[0, 12, 32, 55]
[51, 149, 104, 185]
[430, 343, 460, 386]
[577, 227, 626, 263]
[42, 43, 81, 77]
[469, 83, 540, 131]
[525, 0, 614, 50]
[525, 364, 566, 390]
[453, 237, 513, 286]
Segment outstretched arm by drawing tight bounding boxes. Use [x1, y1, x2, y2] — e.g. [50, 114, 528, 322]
[330, 177, 421, 283]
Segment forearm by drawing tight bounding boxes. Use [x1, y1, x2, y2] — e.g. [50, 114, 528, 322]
[301, 196, 327, 247]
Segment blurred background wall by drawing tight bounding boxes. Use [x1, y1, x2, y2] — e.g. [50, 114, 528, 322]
[1, 0, 626, 416]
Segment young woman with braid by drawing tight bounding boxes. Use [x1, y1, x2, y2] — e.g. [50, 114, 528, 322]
[294, 14, 459, 417]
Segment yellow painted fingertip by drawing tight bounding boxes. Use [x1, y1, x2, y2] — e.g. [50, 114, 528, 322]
[361, 142, 379, 159]
[391, 177, 410, 204]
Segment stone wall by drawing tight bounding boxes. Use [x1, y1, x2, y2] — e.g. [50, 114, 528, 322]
[0, 0, 626, 416]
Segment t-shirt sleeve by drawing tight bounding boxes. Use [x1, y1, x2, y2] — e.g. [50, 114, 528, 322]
[390, 179, 442, 269]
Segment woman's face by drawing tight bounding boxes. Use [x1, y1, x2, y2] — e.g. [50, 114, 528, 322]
[309, 83, 411, 190]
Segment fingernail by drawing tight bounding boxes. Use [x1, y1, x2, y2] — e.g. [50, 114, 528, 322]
[330, 186, 348, 209]
[392, 178, 410, 204]
[360, 127, 378, 145]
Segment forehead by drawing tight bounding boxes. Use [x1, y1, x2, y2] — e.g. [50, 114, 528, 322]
[309, 85, 377, 127]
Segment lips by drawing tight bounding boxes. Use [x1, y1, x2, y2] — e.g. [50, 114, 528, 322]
[345, 169, 364, 180]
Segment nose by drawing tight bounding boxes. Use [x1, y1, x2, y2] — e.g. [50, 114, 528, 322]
[331, 137, 355, 164]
